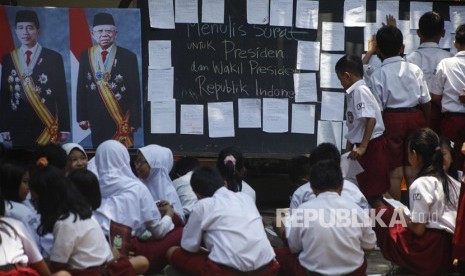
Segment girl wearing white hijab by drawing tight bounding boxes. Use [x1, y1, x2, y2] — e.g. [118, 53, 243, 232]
[61, 143, 88, 174]
[136, 145, 185, 224]
[92, 140, 182, 274]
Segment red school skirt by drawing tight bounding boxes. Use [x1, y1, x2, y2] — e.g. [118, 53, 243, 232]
[0, 265, 39, 276]
[374, 206, 453, 276]
[61, 257, 136, 276]
[453, 182, 465, 261]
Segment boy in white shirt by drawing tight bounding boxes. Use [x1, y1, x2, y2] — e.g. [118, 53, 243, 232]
[430, 24, 465, 172]
[336, 55, 389, 204]
[276, 160, 376, 275]
[166, 167, 279, 275]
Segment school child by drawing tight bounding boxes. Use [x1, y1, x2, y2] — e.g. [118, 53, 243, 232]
[0, 162, 41, 247]
[368, 25, 431, 200]
[216, 146, 256, 202]
[430, 24, 465, 172]
[61, 143, 88, 174]
[440, 137, 460, 181]
[135, 145, 185, 225]
[166, 166, 279, 275]
[275, 160, 376, 276]
[336, 54, 390, 203]
[170, 156, 199, 217]
[0, 188, 50, 276]
[290, 143, 368, 211]
[405, 11, 453, 135]
[92, 140, 181, 273]
[29, 162, 147, 275]
[373, 128, 460, 275]
[67, 169, 101, 211]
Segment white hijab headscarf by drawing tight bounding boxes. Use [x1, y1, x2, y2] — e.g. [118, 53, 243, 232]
[95, 140, 140, 198]
[61, 143, 87, 158]
[139, 145, 185, 221]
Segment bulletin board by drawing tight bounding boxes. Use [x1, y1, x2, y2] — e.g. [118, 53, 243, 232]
[139, 0, 465, 157]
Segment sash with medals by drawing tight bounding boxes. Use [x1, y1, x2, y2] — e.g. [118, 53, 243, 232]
[88, 46, 134, 147]
[11, 48, 60, 145]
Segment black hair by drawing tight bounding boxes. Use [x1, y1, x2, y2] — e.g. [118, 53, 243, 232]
[33, 144, 67, 171]
[309, 160, 343, 192]
[288, 156, 311, 185]
[376, 26, 403, 58]
[309, 143, 341, 166]
[68, 169, 102, 210]
[439, 137, 459, 181]
[216, 146, 245, 192]
[0, 162, 28, 203]
[455, 24, 465, 45]
[418, 11, 444, 39]
[29, 166, 92, 235]
[190, 166, 224, 198]
[335, 54, 364, 78]
[409, 128, 457, 205]
[170, 156, 200, 180]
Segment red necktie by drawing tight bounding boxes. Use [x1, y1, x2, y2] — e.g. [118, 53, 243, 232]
[101, 50, 108, 63]
[25, 50, 32, 66]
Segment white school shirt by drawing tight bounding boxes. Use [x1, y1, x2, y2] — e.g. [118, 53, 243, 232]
[4, 200, 40, 246]
[50, 214, 113, 269]
[290, 180, 369, 210]
[345, 79, 385, 144]
[181, 187, 275, 271]
[171, 171, 198, 216]
[409, 175, 461, 234]
[0, 217, 43, 266]
[93, 183, 174, 238]
[404, 42, 453, 91]
[368, 56, 430, 110]
[430, 51, 465, 113]
[241, 180, 256, 203]
[287, 192, 376, 275]
[363, 54, 382, 80]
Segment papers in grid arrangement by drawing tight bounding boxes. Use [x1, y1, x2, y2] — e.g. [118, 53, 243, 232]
[294, 73, 318, 103]
[180, 105, 204, 135]
[376, 0, 399, 26]
[321, 91, 345, 121]
[263, 98, 289, 133]
[175, 0, 198, 23]
[270, 0, 293, 27]
[148, 0, 175, 29]
[247, 0, 270, 24]
[344, 0, 366, 27]
[148, 40, 171, 69]
[317, 120, 343, 152]
[410, 1, 432, 30]
[151, 100, 176, 133]
[295, 0, 319, 29]
[320, 53, 344, 89]
[297, 41, 320, 70]
[238, 98, 261, 128]
[202, 0, 225, 23]
[208, 102, 235, 137]
[322, 22, 345, 51]
[291, 104, 315, 134]
[148, 67, 174, 101]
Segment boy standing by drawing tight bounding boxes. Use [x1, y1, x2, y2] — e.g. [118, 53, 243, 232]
[430, 24, 465, 171]
[368, 26, 431, 199]
[336, 55, 389, 204]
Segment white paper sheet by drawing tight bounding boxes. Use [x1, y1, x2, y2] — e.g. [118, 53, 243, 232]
[238, 98, 261, 128]
[296, 41, 320, 71]
[340, 151, 365, 179]
[322, 22, 345, 51]
[344, 0, 366, 27]
[151, 100, 176, 133]
[148, 0, 175, 29]
[263, 98, 288, 133]
[247, 0, 270, 24]
[317, 120, 343, 151]
[319, 53, 344, 89]
[175, 0, 198, 23]
[295, 0, 319, 29]
[450, 6, 465, 31]
[376, 0, 399, 26]
[270, 0, 293, 27]
[384, 198, 411, 217]
[208, 102, 235, 137]
[439, 21, 453, 50]
[321, 91, 345, 121]
[397, 20, 420, 54]
[148, 67, 174, 101]
[180, 105, 204, 135]
[202, 0, 225, 23]
[291, 104, 315, 134]
[410, 1, 432, 30]
[294, 73, 318, 102]
[148, 40, 171, 69]
[364, 22, 378, 51]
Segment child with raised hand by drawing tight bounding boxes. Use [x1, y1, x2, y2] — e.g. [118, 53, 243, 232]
[29, 162, 147, 276]
[374, 128, 460, 275]
[336, 54, 390, 205]
[216, 146, 256, 203]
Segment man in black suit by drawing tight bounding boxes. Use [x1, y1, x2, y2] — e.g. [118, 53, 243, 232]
[76, 12, 141, 148]
[0, 10, 70, 148]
